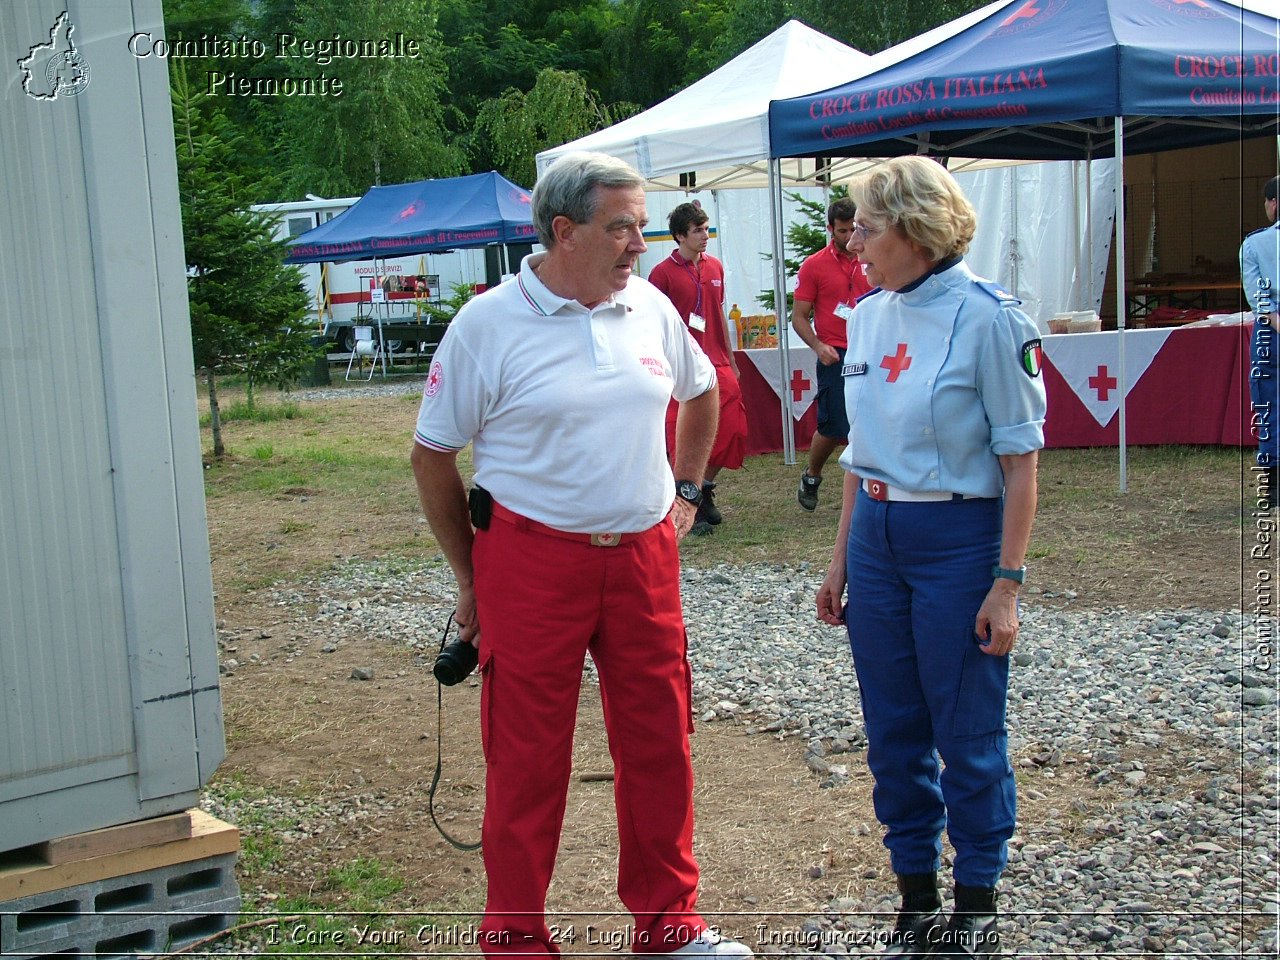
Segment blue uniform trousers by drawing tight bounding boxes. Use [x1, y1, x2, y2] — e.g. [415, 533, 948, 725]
[1250, 316, 1279, 467]
[845, 490, 1016, 887]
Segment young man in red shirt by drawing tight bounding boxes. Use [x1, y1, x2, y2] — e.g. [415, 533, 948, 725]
[790, 197, 872, 510]
[650, 202, 748, 535]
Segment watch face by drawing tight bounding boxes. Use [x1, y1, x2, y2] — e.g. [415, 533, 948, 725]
[676, 480, 702, 504]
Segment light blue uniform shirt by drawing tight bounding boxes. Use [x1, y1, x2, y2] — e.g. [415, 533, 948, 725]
[1241, 220, 1280, 315]
[838, 260, 1046, 499]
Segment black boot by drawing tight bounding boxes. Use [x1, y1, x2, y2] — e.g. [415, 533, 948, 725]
[883, 872, 943, 957]
[930, 883, 999, 957]
[701, 481, 723, 525]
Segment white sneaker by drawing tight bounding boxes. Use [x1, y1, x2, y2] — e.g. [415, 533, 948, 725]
[661, 930, 754, 959]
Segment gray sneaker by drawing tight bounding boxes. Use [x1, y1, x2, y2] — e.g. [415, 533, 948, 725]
[798, 470, 822, 511]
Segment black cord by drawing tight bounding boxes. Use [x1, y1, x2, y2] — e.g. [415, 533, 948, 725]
[428, 612, 482, 852]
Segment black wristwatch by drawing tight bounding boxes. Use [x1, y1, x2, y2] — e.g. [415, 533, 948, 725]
[675, 479, 703, 506]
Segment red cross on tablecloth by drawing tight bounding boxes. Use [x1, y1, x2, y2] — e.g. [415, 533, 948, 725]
[1088, 365, 1118, 401]
[789, 369, 812, 402]
[881, 343, 912, 383]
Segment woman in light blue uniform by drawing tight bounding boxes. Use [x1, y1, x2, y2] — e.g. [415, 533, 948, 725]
[1240, 175, 1280, 506]
[817, 157, 1046, 959]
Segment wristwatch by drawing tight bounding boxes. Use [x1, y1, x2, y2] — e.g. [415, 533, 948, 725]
[992, 565, 1027, 584]
[675, 479, 703, 506]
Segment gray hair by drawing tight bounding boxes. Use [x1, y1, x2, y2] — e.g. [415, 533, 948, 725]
[533, 151, 645, 248]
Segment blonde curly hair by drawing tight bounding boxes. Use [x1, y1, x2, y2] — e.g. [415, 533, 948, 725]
[848, 156, 977, 262]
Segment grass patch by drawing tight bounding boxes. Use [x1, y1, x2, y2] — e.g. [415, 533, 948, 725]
[200, 400, 304, 427]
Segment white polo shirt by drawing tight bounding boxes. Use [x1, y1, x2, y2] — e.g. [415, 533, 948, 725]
[415, 253, 716, 533]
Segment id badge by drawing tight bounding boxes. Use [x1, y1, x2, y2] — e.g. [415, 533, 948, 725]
[834, 302, 856, 321]
[688, 312, 707, 333]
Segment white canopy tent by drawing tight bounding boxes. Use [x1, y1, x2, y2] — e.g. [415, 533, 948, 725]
[535, 20, 871, 192]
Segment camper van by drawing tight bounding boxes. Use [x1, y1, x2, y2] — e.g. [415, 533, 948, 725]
[252, 196, 508, 351]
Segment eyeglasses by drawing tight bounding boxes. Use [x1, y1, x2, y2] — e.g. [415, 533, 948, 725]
[851, 221, 885, 242]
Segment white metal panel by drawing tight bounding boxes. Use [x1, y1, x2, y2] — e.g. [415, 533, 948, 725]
[0, 0, 224, 846]
[73, 0, 202, 801]
[0, 1, 136, 787]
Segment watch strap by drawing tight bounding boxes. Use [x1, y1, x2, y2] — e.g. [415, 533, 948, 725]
[992, 565, 1027, 584]
[675, 479, 702, 506]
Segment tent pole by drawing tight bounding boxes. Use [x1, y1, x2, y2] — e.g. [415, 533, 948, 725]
[1114, 118, 1128, 493]
[767, 158, 796, 465]
[1084, 152, 1094, 312]
[1072, 160, 1082, 311]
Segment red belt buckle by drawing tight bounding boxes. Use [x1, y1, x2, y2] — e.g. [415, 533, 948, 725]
[590, 532, 621, 547]
[867, 480, 889, 502]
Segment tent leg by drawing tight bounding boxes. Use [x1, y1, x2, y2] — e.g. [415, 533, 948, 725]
[1114, 118, 1128, 493]
[767, 158, 796, 465]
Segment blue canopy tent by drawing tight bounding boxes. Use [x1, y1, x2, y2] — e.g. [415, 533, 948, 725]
[284, 171, 535, 375]
[767, 0, 1280, 488]
[768, 0, 1278, 160]
[284, 170, 536, 264]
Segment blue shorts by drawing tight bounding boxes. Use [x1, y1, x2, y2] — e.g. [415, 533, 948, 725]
[815, 347, 849, 442]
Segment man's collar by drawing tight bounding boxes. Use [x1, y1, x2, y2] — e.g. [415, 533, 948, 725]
[518, 252, 631, 315]
[827, 240, 855, 261]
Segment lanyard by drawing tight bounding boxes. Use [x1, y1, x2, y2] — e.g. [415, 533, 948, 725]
[673, 251, 705, 317]
[828, 243, 860, 301]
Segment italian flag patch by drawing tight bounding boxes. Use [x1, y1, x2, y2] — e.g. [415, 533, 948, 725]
[1021, 338, 1043, 378]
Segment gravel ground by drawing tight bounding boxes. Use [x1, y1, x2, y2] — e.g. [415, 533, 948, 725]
[225, 557, 1280, 957]
[291, 376, 429, 403]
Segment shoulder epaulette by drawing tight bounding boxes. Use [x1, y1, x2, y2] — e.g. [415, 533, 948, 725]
[974, 279, 1022, 306]
[1244, 221, 1280, 239]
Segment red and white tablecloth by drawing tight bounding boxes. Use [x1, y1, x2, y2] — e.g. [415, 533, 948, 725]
[1039, 323, 1252, 448]
[734, 324, 1253, 456]
[734, 346, 819, 456]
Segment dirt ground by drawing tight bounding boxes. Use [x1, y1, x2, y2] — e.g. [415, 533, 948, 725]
[202, 390, 1256, 953]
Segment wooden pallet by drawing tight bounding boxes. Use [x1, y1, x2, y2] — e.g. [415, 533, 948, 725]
[0, 811, 238, 902]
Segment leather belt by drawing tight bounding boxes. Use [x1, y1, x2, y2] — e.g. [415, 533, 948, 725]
[491, 501, 630, 547]
[862, 479, 982, 503]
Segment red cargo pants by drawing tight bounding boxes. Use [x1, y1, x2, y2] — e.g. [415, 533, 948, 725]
[472, 506, 705, 956]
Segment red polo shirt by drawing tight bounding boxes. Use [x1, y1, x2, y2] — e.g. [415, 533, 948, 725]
[649, 251, 733, 367]
[794, 241, 871, 350]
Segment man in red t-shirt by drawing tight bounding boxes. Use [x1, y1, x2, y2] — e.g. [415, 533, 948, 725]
[790, 197, 872, 511]
[650, 202, 748, 535]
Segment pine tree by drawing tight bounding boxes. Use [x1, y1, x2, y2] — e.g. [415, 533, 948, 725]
[759, 185, 849, 311]
[172, 64, 314, 458]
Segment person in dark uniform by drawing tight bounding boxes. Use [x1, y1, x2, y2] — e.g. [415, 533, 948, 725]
[1240, 175, 1280, 509]
[816, 156, 1046, 958]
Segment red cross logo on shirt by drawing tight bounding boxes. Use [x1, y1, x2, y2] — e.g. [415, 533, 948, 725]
[1089, 365, 1118, 401]
[881, 343, 912, 383]
[790, 369, 812, 401]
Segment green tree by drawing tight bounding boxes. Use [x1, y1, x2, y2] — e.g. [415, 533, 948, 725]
[603, 0, 734, 108]
[758, 186, 848, 311]
[473, 68, 613, 187]
[278, 0, 464, 196]
[172, 65, 314, 457]
[710, 0, 990, 66]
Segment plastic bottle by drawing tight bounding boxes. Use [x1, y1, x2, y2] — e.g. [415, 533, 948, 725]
[728, 303, 743, 349]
